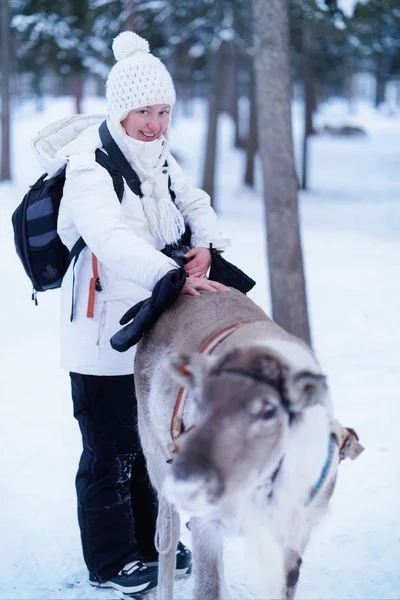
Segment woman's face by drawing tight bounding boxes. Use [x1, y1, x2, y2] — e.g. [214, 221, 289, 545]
[121, 104, 170, 141]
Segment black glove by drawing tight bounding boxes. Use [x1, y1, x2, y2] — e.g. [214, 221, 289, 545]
[209, 249, 256, 294]
[110, 268, 186, 352]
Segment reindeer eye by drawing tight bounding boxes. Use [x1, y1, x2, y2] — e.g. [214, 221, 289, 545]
[250, 398, 278, 421]
[259, 406, 277, 420]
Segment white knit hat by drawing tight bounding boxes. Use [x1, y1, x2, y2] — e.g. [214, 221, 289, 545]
[106, 31, 176, 123]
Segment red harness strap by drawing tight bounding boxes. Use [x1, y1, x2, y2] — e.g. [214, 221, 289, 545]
[170, 323, 245, 445]
[87, 253, 100, 318]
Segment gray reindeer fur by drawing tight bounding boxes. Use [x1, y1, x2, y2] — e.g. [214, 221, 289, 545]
[134, 289, 340, 600]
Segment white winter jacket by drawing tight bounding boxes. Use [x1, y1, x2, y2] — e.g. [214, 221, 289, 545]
[32, 115, 229, 375]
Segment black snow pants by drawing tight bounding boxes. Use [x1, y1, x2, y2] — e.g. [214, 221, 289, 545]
[70, 372, 158, 582]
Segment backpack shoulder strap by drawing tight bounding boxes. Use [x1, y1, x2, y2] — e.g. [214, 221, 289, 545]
[95, 148, 125, 202]
[68, 149, 125, 266]
[99, 120, 143, 197]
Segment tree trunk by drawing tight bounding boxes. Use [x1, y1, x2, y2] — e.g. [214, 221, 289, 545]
[124, 6, 137, 31]
[179, 42, 195, 118]
[202, 43, 225, 209]
[244, 64, 257, 187]
[227, 43, 240, 147]
[301, 27, 314, 191]
[33, 72, 44, 112]
[179, 81, 194, 117]
[251, 0, 311, 346]
[1, 0, 11, 182]
[70, 75, 83, 114]
[375, 53, 386, 107]
[345, 56, 355, 114]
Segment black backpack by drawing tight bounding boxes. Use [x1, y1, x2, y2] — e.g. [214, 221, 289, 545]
[11, 120, 157, 304]
[12, 148, 124, 302]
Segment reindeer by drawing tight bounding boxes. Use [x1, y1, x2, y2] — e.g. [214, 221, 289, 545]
[134, 288, 362, 600]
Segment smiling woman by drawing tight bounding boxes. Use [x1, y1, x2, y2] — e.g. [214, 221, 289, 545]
[121, 105, 171, 141]
[28, 28, 230, 598]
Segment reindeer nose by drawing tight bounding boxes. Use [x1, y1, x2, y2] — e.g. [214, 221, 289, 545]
[173, 460, 219, 483]
[172, 458, 225, 500]
[173, 453, 217, 482]
[173, 463, 193, 481]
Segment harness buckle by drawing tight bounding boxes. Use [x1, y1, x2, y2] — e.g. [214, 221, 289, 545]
[339, 428, 364, 461]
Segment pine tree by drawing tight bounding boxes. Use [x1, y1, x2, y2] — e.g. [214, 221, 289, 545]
[289, 0, 350, 189]
[11, 0, 128, 111]
[350, 0, 400, 107]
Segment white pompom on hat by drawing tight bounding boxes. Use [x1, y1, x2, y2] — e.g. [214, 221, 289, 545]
[106, 31, 176, 123]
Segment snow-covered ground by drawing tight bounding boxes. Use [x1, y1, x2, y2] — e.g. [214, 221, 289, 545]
[1, 95, 399, 600]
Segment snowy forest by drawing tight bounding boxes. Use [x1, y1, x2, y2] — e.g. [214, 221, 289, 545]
[2, 0, 400, 335]
[3, 0, 400, 189]
[1, 0, 400, 599]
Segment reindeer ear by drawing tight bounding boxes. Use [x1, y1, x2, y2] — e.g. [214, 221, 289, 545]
[287, 371, 327, 411]
[258, 354, 282, 381]
[167, 352, 215, 389]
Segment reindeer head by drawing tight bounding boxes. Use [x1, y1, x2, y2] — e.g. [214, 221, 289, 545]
[163, 345, 327, 515]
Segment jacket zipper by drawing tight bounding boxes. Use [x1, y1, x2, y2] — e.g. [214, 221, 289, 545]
[96, 303, 107, 346]
[22, 180, 45, 299]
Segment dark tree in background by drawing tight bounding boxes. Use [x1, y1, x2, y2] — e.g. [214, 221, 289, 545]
[300, 25, 314, 191]
[244, 62, 257, 188]
[1, 0, 12, 181]
[289, 0, 350, 191]
[202, 41, 227, 206]
[351, 0, 400, 108]
[252, 0, 311, 345]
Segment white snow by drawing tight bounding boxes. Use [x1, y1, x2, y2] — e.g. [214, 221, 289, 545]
[336, 0, 368, 18]
[316, 0, 368, 18]
[1, 94, 399, 599]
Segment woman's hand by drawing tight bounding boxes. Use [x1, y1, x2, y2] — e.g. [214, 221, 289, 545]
[181, 276, 230, 296]
[184, 247, 212, 278]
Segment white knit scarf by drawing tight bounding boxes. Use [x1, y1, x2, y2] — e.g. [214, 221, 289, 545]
[107, 118, 185, 245]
